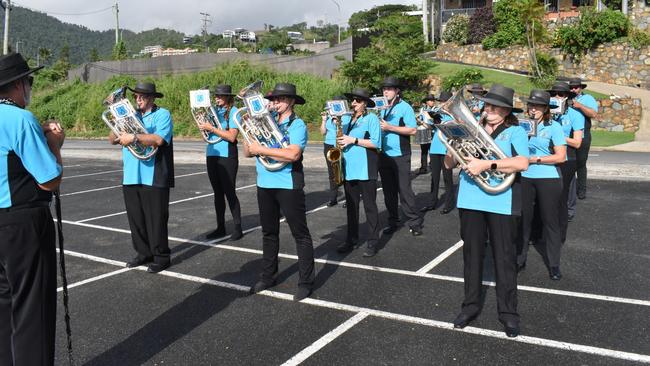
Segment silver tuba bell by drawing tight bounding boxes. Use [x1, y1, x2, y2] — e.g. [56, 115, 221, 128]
[189, 88, 222, 144]
[102, 86, 157, 160]
[435, 91, 515, 194]
[233, 81, 289, 171]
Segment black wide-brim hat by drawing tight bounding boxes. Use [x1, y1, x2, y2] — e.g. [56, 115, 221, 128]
[567, 77, 587, 89]
[128, 81, 164, 98]
[522, 89, 558, 109]
[476, 84, 523, 113]
[0, 53, 43, 87]
[466, 83, 487, 94]
[344, 88, 375, 108]
[213, 84, 235, 96]
[380, 76, 403, 89]
[265, 83, 305, 105]
[421, 94, 436, 103]
[437, 90, 453, 102]
[547, 81, 576, 99]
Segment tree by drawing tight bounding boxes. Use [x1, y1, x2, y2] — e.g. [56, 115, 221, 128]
[38, 47, 52, 65]
[258, 31, 291, 53]
[112, 40, 128, 60]
[89, 48, 100, 62]
[348, 4, 417, 33]
[513, 0, 546, 78]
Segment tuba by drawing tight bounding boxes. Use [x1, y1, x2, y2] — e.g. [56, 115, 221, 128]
[435, 91, 515, 194]
[189, 88, 222, 144]
[324, 100, 351, 186]
[233, 81, 289, 171]
[102, 87, 157, 160]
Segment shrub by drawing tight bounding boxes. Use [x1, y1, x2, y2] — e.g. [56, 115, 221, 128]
[468, 7, 496, 44]
[554, 9, 629, 58]
[482, 0, 527, 49]
[530, 52, 558, 88]
[628, 30, 650, 49]
[442, 14, 470, 45]
[442, 68, 483, 91]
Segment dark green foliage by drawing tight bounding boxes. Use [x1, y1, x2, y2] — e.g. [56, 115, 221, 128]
[554, 9, 629, 59]
[340, 14, 435, 101]
[112, 41, 128, 61]
[530, 52, 558, 88]
[481, 0, 526, 49]
[628, 30, 650, 49]
[89, 48, 100, 62]
[348, 4, 417, 33]
[442, 68, 484, 91]
[258, 31, 292, 53]
[442, 15, 470, 45]
[468, 7, 496, 44]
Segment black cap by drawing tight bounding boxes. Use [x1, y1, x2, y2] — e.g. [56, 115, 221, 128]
[0, 53, 43, 87]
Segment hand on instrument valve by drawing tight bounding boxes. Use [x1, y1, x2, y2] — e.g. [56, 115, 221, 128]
[115, 133, 136, 146]
[463, 157, 491, 177]
[197, 121, 215, 133]
[337, 134, 355, 148]
[247, 140, 264, 156]
[42, 120, 65, 148]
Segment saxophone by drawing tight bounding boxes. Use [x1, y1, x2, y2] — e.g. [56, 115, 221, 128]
[324, 100, 351, 187]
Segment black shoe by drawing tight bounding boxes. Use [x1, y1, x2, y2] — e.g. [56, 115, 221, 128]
[409, 226, 423, 236]
[362, 245, 377, 257]
[420, 205, 436, 212]
[453, 313, 476, 329]
[326, 200, 338, 207]
[503, 321, 520, 337]
[549, 267, 562, 281]
[517, 262, 526, 273]
[577, 192, 586, 200]
[294, 287, 312, 301]
[206, 227, 226, 240]
[418, 167, 427, 175]
[441, 207, 453, 215]
[567, 214, 574, 222]
[336, 242, 355, 253]
[230, 225, 244, 241]
[126, 256, 152, 268]
[382, 225, 398, 235]
[146, 262, 170, 273]
[249, 280, 276, 295]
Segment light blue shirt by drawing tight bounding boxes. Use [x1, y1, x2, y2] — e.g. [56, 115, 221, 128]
[429, 113, 454, 155]
[206, 106, 239, 158]
[522, 121, 566, 179]
[343, 113, 381, 181]
[324, 115, 351, 146]
[256, 115, 308, 189]
[381, 100, 417, 157]
[457, 125, 529, 215]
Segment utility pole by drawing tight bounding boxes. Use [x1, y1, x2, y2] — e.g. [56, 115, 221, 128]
[422, 0, 429, 44]
[113, 2, 120, 44]
[330, 0, 341, 44]
[2, 0, 11, 55]
[200, 12, 211, 53]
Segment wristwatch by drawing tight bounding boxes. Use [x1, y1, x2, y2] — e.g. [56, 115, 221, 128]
[536, 157, 542, 164]
[490, 162, 497, 170]
[354, 138, 359, 145]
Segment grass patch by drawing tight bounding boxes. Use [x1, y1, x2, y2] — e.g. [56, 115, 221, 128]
[430, 62, 608, 100]
[591, 130, 635, 147]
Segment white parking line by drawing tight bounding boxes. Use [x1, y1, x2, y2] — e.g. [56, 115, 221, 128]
[76, 183, 257, 223]
[59, 220, 650, 308]
[60, 249, 650, 364]
[281, 312, 369, 366]
[416, 240, 464, 274]
[57, 268, 132, 292]
[61, 171, 208, 197]
[63, 169, 122, 179]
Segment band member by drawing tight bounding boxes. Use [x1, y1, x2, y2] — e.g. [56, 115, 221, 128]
[517, 90, 567, 280]
[549, 82, 584, 246]
[244, 83, 315, 301]
[420, 90, 455, 214]
[0, 53, 64, 365]
[320, 95, 350, 207]
[198, 84, 243, 241]
[415, 94, 435, 174]
[378, 76, 424, 236]
[568, 77, 598, 200]
[109, 81, 174, 273]
[335, 88, 382, 257]
[466, 83, 487, 120]
[446, 84, 529, 338]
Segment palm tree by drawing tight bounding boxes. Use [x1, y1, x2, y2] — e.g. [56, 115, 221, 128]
[514, 0, 546, 78]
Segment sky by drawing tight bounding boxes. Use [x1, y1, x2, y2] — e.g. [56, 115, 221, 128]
[16, 0, 423, 35]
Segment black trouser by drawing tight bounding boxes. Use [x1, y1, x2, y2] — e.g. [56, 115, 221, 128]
[123, 185, 171, 265]
[429, 154, 455, 208]
[459, 209, 519, 324]
[257, 188, 315, 288]
[576, 133, 591, 196]
[207, 156, 242, 228]
[344, 179, 380, 248]
[419, 143, 431, 169]
[518, 177, 563, 268]
[323, 144, 340, 203]
[559, 160, 577, 244]
[0, 207, 56, 366]
[379, 154, 423, 229]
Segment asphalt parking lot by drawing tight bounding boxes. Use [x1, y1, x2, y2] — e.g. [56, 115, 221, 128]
[53, 156, 650, 365]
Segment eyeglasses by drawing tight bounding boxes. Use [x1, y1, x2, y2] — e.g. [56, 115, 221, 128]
[549, 92, 567, 97]
[134, 94, 151, 100]
[352, 97, 363, 103]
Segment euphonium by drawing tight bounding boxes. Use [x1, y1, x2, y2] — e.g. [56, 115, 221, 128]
[189, 88, 222, 144]
[232, 81, 289, 171]
[324, 100, 350, 187]
[435, 91, 515, 194]
[102, 86, 157, 160]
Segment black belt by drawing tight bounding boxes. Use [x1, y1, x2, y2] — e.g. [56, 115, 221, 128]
[0, 201, 50, 212]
